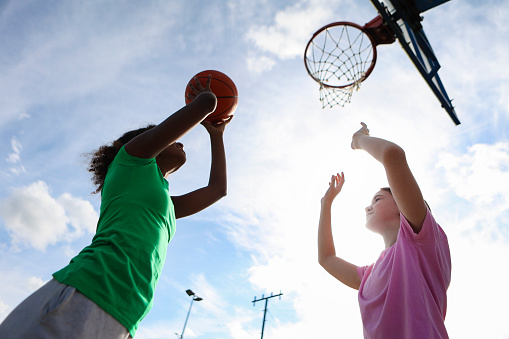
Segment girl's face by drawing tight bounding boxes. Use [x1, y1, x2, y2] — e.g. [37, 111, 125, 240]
[156, 142, 187, 177]
[365, 190, 400, 234]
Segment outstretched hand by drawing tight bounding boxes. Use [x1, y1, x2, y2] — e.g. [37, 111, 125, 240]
[351, 122, 370, 150]
[186, 74, 214, 102]
[322, 172, 345, 206]
[201, 116, 233, 136]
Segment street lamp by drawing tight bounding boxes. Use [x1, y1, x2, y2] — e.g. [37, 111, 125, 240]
[178, 289, 203, 339]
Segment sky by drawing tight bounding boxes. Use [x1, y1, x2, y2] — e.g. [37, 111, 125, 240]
[0, 0, 508, 338]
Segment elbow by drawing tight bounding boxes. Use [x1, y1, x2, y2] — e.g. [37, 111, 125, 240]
[194, 92, 217, 113]
[318, 255, 328, 268]
[212, 186, 227, 199]
[318, 257, 324, 267]
[382, 143, 406, 165]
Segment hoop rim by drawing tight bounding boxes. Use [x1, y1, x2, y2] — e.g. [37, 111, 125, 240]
[304, 21, 378, 89]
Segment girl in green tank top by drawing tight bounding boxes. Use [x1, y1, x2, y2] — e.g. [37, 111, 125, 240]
[1, 75, 232, 338]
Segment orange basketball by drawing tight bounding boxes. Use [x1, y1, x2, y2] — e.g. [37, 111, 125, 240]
[185, 70, 238, 123]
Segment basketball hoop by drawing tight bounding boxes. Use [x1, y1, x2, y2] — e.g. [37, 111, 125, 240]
[304, 16, 395, 108]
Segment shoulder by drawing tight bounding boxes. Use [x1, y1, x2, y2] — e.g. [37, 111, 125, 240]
[399, 209, 448, 246]
[114, 146, 156, 166]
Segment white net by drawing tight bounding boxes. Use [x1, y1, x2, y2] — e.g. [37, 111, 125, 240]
[318, 72, 365, 108]
[305, 23, 375, 108]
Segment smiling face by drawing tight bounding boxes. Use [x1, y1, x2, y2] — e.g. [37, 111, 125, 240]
[365, 189, 401, 235]
[156, 142, 187, 178]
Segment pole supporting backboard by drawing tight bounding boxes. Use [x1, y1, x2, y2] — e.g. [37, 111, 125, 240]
[370, 0, 460, 125]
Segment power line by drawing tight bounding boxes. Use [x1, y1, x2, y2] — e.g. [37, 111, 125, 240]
[252, 291, 283, 339]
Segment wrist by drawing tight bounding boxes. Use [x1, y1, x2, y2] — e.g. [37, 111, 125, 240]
[321, 197, 333, 209]
[209, 131, 224, 140]
[353, 133, 368, 150]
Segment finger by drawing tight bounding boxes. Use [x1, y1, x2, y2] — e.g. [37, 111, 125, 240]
[189, 78, 203, 96]
[205, 74, 212, 90]
[361, 122, 370, 134]
[222, 116, 233, 126]
[194, 77, 205, 91]
[330, 175, 336, 186]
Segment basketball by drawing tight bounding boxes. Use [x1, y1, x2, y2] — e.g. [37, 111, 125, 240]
[185, 70, 238, 123]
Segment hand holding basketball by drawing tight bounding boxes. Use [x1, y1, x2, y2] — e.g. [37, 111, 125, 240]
[202, 116, 233, 134]
[185, 70, 238, 124]
[186, 74, 214, 102]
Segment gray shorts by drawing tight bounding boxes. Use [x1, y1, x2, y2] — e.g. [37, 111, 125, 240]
[0, 278, 131, 339]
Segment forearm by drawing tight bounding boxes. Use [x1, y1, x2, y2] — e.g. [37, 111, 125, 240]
[318, 201, 337, 264]
[355, 134, 404, 166]
[353, 126, 426, 230]
[157, 92, 217, 145]
[207, 133, 227, 196]
[126, 92, 217, 159]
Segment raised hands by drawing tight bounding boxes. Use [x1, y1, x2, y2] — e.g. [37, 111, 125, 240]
[186, 74, 215, 103]
[351, 122, 370, 150]
[322, 172, 345, 206]
[201, 116, 233, 136]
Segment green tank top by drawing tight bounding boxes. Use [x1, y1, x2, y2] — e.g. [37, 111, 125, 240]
[53, 146, 176, 337]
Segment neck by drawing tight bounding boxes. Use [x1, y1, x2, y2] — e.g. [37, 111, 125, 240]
[382, 231, 398, 249]
[380, 221, 400, 249]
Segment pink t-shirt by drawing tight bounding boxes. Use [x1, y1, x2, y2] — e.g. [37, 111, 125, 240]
[357, 209, 451, 338]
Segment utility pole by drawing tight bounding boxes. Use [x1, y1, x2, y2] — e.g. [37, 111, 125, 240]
[252, 291, 283, 339]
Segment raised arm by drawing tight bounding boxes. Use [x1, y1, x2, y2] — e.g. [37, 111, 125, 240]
[351, 123, 427, 233]
[171, 118, 230, 219]
[318, 173, 361, 290]
[125, 76, 217, 159]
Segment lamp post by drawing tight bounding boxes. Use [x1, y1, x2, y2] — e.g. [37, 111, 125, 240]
[179, 289, 202, 339]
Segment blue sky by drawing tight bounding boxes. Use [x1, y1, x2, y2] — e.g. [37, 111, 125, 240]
[1, 0, 508, 338]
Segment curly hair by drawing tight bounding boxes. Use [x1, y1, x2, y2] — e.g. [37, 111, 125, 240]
[87, 125, 156, 194]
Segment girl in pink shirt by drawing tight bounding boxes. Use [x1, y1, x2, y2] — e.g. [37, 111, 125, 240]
[318, 123, 451, 338]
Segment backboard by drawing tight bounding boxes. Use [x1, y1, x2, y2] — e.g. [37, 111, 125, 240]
[369, 0, 460, 125]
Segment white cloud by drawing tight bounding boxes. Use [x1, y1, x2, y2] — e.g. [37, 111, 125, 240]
[246, 55, 276, 74]
[58, 193, 98, 236]
[0, 1, 181, 125]
[437, 142, 509, 241]
[445, 236, 509, 338]
[137, 274, 261, 339]
[0, 269, 53, 323]
[0, 181, 98, 251]
[17, 111, 30, 119]
[6, 138, 22, 164]
[5, 137, 26, 175]
[0, 298, 8, 321]
[226, 320, 258, 339]
[26, 276, 46, 291]
[192, 273, 227, 318]
[438, 142, 509, 204]
[246, 1, 335, 60]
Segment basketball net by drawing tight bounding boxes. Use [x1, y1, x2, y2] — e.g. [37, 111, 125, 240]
[304, 23, 376, 109]
[319, 72, 366, 108]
